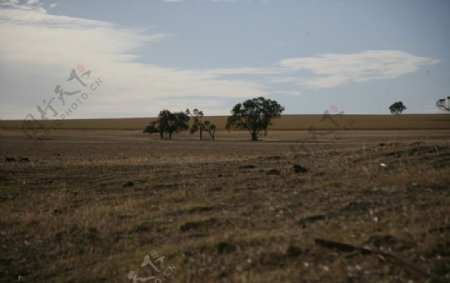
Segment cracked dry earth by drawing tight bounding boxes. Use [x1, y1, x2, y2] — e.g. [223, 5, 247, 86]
[0, 129, 449, 283]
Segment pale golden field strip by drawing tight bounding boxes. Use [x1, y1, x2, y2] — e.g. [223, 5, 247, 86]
[1, 114, 449, 130]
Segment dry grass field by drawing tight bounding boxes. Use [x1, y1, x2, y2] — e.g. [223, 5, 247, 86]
[1, 126, 450, 282]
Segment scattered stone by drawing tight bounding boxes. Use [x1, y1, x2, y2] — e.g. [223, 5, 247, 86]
[266, 169, 281, 175]
[266, 155, 281, 160]
[180, 218, 217, 231]
[182, 250, 195, 258]
[285, 245, 303, 257]
[239, 165, 256, 169]
[298, 214, 327, 227]
[257, 252, 286, 266]
[409, 141, 425, 146]
[19, 156, 31, 162]
[366, 234, 399, 248]
[293, 164, 308, 173]
[216, 241, 236, 253]
[188, 205, 215, 213]
[366, 234, 414, 251]
[408, 145, 441, 155]
[428, 225, 450, 233]
[122, 181, 134, 188]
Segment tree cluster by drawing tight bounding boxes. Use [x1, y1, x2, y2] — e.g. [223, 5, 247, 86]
[144, 97, 446, 140]
[143, 109, 217, 140]
[143, 97, 285, 141]
[389, 101, 407, 115]
[143, 110, 189, 139]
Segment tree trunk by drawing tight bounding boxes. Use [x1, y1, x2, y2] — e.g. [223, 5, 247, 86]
[199, 128, 203, 140]
[251, 132, 258, 141]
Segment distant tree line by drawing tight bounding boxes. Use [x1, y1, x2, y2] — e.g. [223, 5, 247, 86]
[143, 97, 447, 140]
[143, 97, 285, 141]
[389, 97, 450, 115]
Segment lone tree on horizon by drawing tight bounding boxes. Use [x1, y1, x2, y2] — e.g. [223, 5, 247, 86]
[143, 110, 189, 139]
[436, 97, 450, 112]
[226, 96, 285, 141]
[389, 101, 406, 115]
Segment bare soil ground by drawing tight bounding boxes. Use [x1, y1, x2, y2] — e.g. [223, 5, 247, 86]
[0, 129, 449, 283]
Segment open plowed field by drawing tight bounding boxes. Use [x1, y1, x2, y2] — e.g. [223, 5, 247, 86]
[1, 129, 449, 282]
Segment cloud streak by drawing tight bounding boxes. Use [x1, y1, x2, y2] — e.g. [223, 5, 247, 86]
[279, 50, 439, 89]
[0, 2, 268, 118]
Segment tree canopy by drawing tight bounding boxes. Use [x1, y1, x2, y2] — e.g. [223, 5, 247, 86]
[143, 110, 189, 139]
[225, 97, 284, 141]
[389, 101, 406, 115]
[186, 108, 216, 140]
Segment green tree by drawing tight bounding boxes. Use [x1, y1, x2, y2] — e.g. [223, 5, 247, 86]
[143, 110, 189, 139]
[436, 97, 450, 112]
[389, 101, 406, 115]
[226, 97, 285, 141]
[203, 120, 216, 141]
[186, 108, 216, 140]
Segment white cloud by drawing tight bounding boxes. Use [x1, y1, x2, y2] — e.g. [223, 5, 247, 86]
[208, 50, 438, 90]
[0, 0, 20, 6]
[1, 0, 19, 3]
[209, 67, 280, 75]
[279, 50, 439, 89]
[0, 3, 268, 119]
[0, 4, 110, 27]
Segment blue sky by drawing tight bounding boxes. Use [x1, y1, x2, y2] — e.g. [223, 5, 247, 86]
[0, 0, 449, 119]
